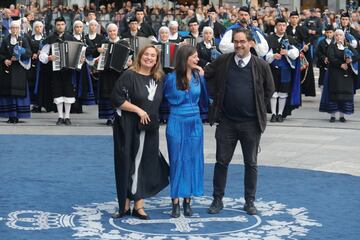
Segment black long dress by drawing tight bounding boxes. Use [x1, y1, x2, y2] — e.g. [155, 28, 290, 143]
[85, 33, 104, 101]
[111, 70, 169, 213]
[98, 39, 129, 120]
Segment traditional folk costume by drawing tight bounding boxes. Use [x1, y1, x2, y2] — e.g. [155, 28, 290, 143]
[97, 37, 130, 124]
[85, 27, 105, 102]
[319, 39, 359, 121]
[72, 21, 96, 113]
[286, 11, 315, 97]
[266, 32, 301, 121]
[0, 32, 32, 123]
[39, 30, 77, 125]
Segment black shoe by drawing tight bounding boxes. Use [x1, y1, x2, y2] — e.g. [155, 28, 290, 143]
[132, 207, 150, 220]
[7, 117, 15, 124]
[13, 117, 19, 124]
[183, 198, 193, 217]
[270, 114, 277, 122]
[112, 208, 131, 219]
[64, 118, 72, 126]
[106, 119, 113, 126]
[277, 114, 284, 122]
[243, 200, 257, 215]
[31, 106, 42, 113]
[207, 197, 223, 214]
[329, 117, 335, 123]
[339, 117, 346, 123]
[171, 200, 180, 218]
[56, 118, 64, 125]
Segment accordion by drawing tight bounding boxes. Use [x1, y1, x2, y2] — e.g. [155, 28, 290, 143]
[124, 36, 153, 60]
[97, 42, 131, 73]
[159, 43, 179, 68]
[51, 41, 85, 71]
[183, 37, 198, 47]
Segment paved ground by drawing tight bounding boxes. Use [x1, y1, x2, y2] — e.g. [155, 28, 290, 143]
[1, 69, 360, 177]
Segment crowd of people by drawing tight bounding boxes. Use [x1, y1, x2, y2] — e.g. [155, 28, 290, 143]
[0, 0, 360, 220]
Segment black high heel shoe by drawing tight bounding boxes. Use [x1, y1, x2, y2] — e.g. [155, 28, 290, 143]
[183, 198, 193, 217]
[171, 199, 180, 218]
[132, 207, 150, 220]
[112, 208, 131, 219]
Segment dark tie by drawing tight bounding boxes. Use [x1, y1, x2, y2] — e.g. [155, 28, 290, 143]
[238, 59, 244, 68]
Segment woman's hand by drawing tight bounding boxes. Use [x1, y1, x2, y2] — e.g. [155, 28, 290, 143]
[97, 47, 105, 53]
[137, 108, 150, 125]
[4, 59, 11, 67]
[193, 65, 204, 76]
[345, 58, 352, 64]
[341, 63, 348, 70]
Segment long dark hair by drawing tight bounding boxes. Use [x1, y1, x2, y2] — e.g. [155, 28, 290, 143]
[175, 45, 197, 90]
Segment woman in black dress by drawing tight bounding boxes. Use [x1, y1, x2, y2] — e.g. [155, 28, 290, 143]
[98, 23, 130, 125]
[111, 45, 169, 220]
[319, 29, 359, 122]
[196, 26, 221, 68]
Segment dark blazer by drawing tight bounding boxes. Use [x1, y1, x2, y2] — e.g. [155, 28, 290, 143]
[204, 53, 275, 132]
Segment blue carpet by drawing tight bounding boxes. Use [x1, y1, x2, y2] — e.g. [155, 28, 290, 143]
[0, 135, 359, 239]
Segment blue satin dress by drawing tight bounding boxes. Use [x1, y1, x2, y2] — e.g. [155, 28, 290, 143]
[163, 71, 208, 198]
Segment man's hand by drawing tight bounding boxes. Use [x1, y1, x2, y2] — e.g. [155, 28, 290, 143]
[280, 48, 288, 56]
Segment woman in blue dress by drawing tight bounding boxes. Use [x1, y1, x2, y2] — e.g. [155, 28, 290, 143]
[163, 45, 208, 218]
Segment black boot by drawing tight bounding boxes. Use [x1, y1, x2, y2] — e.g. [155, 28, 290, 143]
[183, 198, 193, 217]
[207, 197, 223, 214]
[171, 199, 180, 218]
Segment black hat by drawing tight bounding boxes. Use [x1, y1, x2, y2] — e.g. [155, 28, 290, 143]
[275, 17, 287, 25]
[324, 24, 334, 31]
[135, 7, 144, 13]
[127, 16, 138, 24]
[251, 16, 258, 21]
[208, 4, 216, 13]
[290, 10, 299, 17]
[188, 17, 198, 26]
[341, 11, 350, 18]
[238, 6, 250, 14]
[310, 8, 316, 13]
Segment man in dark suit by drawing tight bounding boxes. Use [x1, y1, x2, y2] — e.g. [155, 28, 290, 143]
[205, 28, 275, 215]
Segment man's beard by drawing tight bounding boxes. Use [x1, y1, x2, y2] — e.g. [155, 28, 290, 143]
[240, 18, 248, 25]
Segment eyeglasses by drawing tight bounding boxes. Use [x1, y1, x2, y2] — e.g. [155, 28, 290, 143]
[233, 40, 248, 45]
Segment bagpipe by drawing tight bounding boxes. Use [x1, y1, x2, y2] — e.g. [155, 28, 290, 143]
[210, 38, 221, 61]
[344, 46, 358, 75]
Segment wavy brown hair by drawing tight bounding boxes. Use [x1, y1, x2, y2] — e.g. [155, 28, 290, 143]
[130, 45, 164, 81]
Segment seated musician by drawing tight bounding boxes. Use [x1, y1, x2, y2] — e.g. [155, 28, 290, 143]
[196, 26, 222, 68]
[168, 21, 183, 43]
[121, 17, 147, 39]
[183, 18, 203, 45]
[39, 16, 77, 126]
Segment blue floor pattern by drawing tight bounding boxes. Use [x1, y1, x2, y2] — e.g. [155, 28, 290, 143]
[0, 135, 359, 239]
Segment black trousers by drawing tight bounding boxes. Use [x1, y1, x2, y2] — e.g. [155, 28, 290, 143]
[213, 116, 261, 202]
